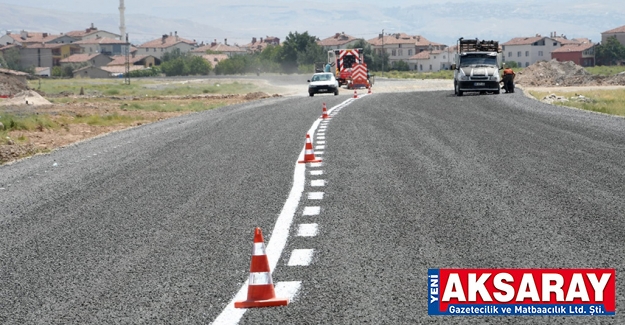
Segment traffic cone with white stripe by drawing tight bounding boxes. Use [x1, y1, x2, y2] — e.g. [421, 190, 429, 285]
[235, 228, 289, 308]
[353, 89, 358, 98]
[321, 102, 331, 119]
[298, 133, 322, 164]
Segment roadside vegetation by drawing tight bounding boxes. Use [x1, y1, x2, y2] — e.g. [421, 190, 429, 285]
[528, 89, 625, 116]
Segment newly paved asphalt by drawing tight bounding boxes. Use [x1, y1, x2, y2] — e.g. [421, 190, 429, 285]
[1, 85, 624, 324]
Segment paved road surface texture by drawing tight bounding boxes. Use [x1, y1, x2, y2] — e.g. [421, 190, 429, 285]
[1, 81, 624, 324]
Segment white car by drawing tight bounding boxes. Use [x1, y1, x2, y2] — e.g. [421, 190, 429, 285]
[307, 72, 339, 97]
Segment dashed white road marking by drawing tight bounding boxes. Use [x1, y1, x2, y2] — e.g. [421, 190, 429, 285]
[302, 206, 321, 216]
[307, 192, 324, 200]
[211, 98, 352, 325]
[311, 179, 326, 187]
[315, 145, 325, 150]
[317, 136, 326, 140]
[297, 223, 319, 237]
[315, 151, 324, 155]
[287, 249, 315, 266]
[309, 170, 323, 176]
[317, 141, 326, 145]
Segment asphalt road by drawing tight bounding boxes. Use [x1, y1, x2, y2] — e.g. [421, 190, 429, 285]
[1, 84, 625, 324]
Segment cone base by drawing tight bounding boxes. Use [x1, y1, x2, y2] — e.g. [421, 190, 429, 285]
[234, 297, 289, 308]
[321, 115, 331, 119]
[298, 159, 322, 164]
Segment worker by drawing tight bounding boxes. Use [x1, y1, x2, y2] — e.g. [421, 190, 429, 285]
[501, 66, 515, 93]
[324, 63, 332, 73]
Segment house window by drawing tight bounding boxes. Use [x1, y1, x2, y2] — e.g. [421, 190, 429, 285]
[398, 44, 402, 48]
[517, 62, 521, 67]
[553, 42, 558, 46]
[525, 51, 529, 57]
[429, 64, 432, 71]
[525, 62, 530, 67]
[419, 64, 422, 71]
[508, 52, 512, 57]
[398, 49, 403, 56]
[408, 49, 412, 56]
[146, 48, 148, 52]
[392, 49, 396, 56]
[538, 51, 543, 56]
[517, 51, 521, 57]
[153, 48, 156, 52]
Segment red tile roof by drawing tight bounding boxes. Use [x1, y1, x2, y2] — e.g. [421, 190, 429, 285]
[107, 55, 156, 66]
[502, 36, 546, 46]
[138, 34, 196, 49]
[60, 53, 107, 63]
[367, 33, 432, 46]
[8, 32, 61, 44]
[200, 54, 229, 65]
[602, 25, 625, 34]
[317, 33, 360, 46]
[409, 51, 431, 60]
[551, 43, 595, 53]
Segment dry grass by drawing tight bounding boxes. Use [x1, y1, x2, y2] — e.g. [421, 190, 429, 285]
[528, 88, 625, 116]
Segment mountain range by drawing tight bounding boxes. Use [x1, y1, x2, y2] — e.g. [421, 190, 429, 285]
[1, 1, 623, 47]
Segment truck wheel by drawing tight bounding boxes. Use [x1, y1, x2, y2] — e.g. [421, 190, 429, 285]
[309, 93, 314, 97]
[454, 82, 463, 96]
[334, 90, 339, 96]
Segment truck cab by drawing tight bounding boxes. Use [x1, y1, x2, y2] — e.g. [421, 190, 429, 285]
[453, 38, 502, 96]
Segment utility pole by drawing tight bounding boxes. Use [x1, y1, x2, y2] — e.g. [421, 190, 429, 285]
[381, 29, 384, 77]
[124, 33, 130, 85]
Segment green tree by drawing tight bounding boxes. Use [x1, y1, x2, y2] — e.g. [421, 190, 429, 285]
[596, 36, 625, 66]
[278, 31, 321, 73]
[188, 56, 212, 75]
[215, 55, 248, 75]
[2, 47, 21, 70]
[160, 57, 189, 76]
[391, 60, 410, 71]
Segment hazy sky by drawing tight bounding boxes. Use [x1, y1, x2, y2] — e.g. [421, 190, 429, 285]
[1, 0, 624, 46]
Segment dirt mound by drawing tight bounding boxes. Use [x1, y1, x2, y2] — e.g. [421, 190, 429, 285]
[516, 59, 625, 87]
[0, 72, 29, 96]
[0, 90, 52, 106]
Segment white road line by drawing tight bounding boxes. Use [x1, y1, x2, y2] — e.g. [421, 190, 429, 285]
[287, 249, 315, 266]
[317, 141, 326, 145]
[211, 99, 351, 325]
[309, 170, 323, 176]
[302, 206, 321, 216]
[317, 136, 326, 140]
[307, 192, 324, 200]
[315, 145, 325, 150]
[311, 179, 325, 187]
[315, 151, 324, 155]
[297, 223, 319, 237]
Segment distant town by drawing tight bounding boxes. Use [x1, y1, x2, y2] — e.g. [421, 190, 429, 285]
[1, 23, 624, 78]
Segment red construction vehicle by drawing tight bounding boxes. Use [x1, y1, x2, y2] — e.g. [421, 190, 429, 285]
[328, 48, 372, 89]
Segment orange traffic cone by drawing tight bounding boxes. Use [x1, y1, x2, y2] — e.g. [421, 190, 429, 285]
[298, 134, 322, 164]
[235, 228, 289, 308]
[321, 102, 331, 119]
[353, 89, 358, 98]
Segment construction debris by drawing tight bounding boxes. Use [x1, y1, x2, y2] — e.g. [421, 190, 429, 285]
[516, 59, 625, 87]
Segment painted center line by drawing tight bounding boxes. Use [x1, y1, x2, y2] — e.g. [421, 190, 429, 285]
[311, 179, 326, 187]
[297, 223, 319, 237]
[211, 98, 352, 325]
[302, 206, 321, 216]
[307, 192, 324, 200]
[287, 249, 315, 266]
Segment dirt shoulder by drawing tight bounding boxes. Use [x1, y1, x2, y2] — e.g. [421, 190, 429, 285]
[0, 92, 276, 165]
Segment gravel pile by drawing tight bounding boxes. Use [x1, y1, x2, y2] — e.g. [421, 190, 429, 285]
[516, 59, 625, 87]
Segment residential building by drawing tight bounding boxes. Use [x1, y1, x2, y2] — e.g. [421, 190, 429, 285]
[407, 47, 456, 72]
[137, 32, 197, 59]
[73, 37, 130, 56]
[317, 32, 362, 51]
[60, 53, 113, 68]
[0, 30, 62, 46]
[191, 39, 246, 57]
[20, 43, 82, 68]
[601, 25, 625, 46]
[551, 43, 596, 67]
[34, 67, 51, 77]
[66, 24, 121, 41]
[367, 33, 445, 67]
[73, 65, 145, 78]
[108, 54, 160, 68]
[501, 35, 564, 67]
[242, 36, 280, 53]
